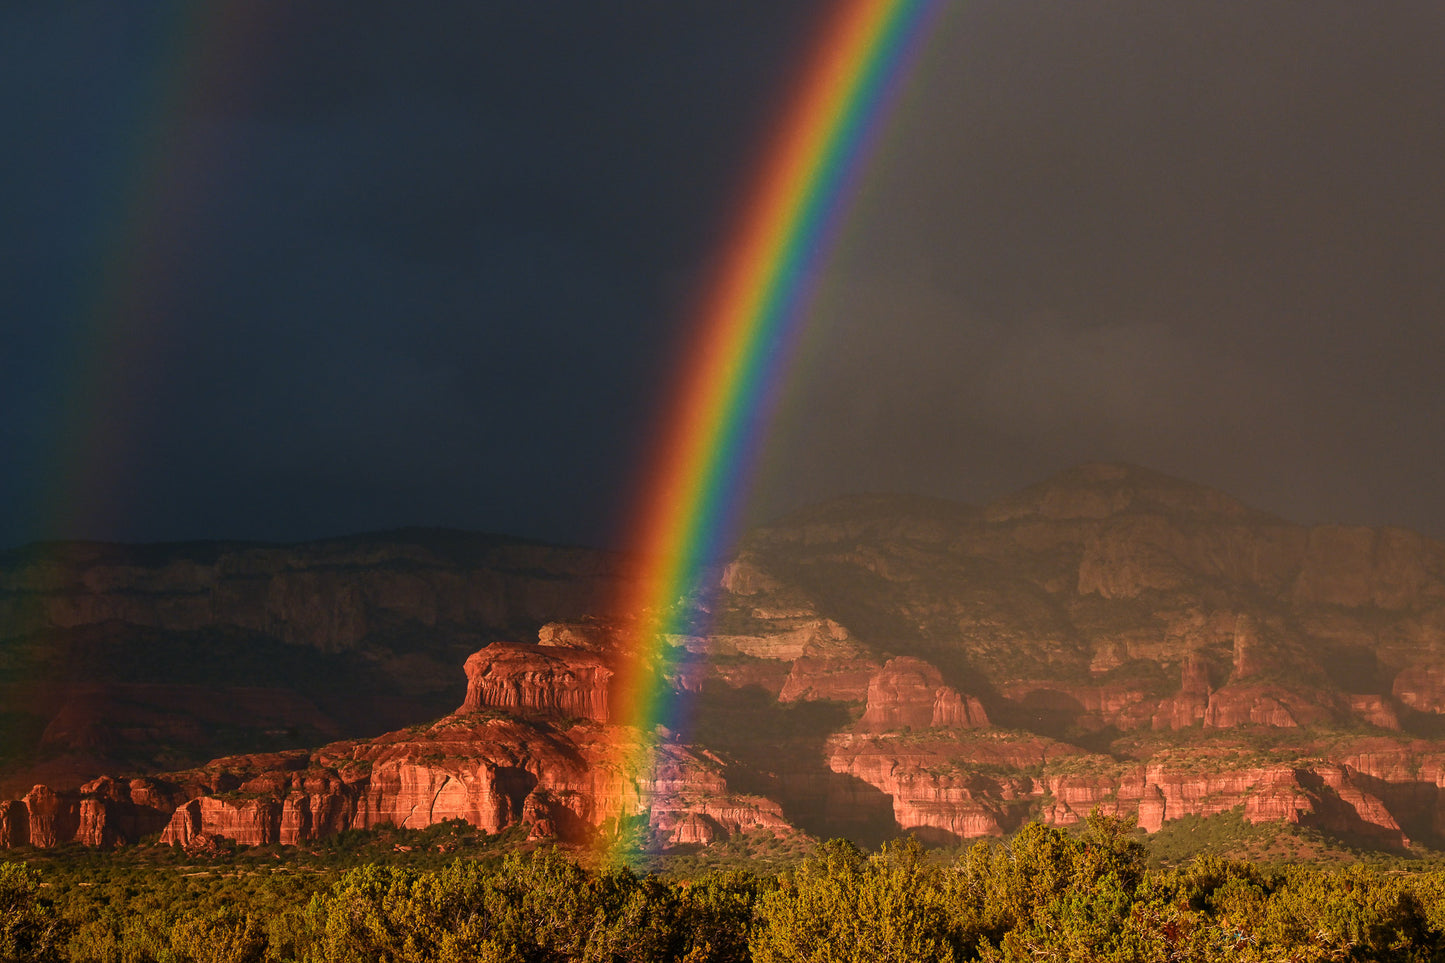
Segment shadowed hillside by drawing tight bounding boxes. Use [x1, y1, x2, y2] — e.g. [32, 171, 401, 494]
[0, 530, 628, 796]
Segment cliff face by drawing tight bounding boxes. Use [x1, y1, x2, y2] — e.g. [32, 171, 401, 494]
[3, 642, 788, 851]
[13, 464, 1445, 854]
[461, 643, 616, 723]
[687, 463, 1445, 848]
[148, 712, 787, 851]
[826, 729, 1425, 850]
[0, 531, 627, 796]
[0, 775, 189, 849]
[858, 658, 988, 731]
[0, 535, 621, 650]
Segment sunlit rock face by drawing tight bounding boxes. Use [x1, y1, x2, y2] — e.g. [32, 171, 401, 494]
[15, 463, 1445, 853]
[828, 730, 1413, 849]
[163, 797, 282, 849]
[0, 778, 176, 849]
[462, 642, 616, 723]
[858, 658, 988, 731]
[17, 785, 77, 848]
[26, 641, 788, 853]
[778, 655, 879, 703]
[691, 462, 1445, 847]
[144, 707, 790, 851]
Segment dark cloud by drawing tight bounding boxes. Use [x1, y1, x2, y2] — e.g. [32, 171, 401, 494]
[4, 1, 1444, 550]
[755, 0, 1445, 534]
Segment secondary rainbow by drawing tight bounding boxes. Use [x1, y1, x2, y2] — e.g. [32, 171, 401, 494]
[607, 0, 942, 846]
[33, 3, 269, 543]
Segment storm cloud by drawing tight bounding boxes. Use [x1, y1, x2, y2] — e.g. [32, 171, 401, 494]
[3, 1, 1443, 549]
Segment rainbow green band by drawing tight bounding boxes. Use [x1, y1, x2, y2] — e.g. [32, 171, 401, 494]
[607, 0, 941, 861]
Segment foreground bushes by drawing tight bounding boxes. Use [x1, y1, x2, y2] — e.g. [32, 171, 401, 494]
[12, 815, 1445, 961]
[1, 861, 66, 962]
[291, 849, 757, 963]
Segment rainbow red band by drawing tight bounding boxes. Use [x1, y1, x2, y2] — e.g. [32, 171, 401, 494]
[606, 0, 941, 859]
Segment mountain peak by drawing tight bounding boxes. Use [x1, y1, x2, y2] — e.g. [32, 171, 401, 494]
[769, 492, 977, 528]
[984, 462, 1265, 524]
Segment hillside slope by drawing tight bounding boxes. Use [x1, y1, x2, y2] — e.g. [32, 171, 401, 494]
[10, 464, 1445, 854]
[0, 530, 627, 796]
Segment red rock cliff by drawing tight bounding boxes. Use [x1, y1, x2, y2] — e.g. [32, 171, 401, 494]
[858, 658, 988, 731]
[461, 643, 616, 723]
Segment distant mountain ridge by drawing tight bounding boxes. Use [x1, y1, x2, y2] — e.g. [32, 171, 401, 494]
[0, 529, 628, 796]
[8, 464, 1445, 855]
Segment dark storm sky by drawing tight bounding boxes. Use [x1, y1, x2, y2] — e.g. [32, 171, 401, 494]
[4, 1, 1444, 551]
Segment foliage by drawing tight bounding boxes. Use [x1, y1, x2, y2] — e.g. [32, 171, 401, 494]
[0, 861, 66, 963]
[750, 837, 959, 963]
[18, 812, 1445, 960]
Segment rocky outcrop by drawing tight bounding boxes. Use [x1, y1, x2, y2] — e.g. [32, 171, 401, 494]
[163, 796, 283, 848]
[710, 619, 856, 663]
[828, 731, 1075, 840]
[0, 776, 183, 849]
[720, 556, 784, 596]
[17, 785, 77, 848]
[1151, 653, 1213, 729]
[859, 659, 988, 730]
[17, 463, 1445, 855]
[1348, 695, 1401, 730]
[1393, 665, 1445, 713]
[147, 713, 790, 851]
[0, 535, 624, 651]
[779, 655, 879, 703]
[0, 532, 631, 794]
[706, 657, 791, 697]
[461, 643, 616, 723]
[0, 801, 28, 848]
[1202, 684, 1335, 729]
[830, 730, 1414, 849]
[1292, 526, 1444, 610]
[997, 680, 1158, 732]
[13, 640, 792, 853]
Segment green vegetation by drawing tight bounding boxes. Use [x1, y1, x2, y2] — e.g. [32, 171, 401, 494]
[1146, 808, 1367, 867]
[11, 815, 1445, 960]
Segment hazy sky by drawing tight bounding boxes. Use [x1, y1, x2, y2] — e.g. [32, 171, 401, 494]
[4, 1, 1444, 550]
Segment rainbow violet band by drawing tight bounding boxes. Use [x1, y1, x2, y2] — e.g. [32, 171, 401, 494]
[605, 0, 942, 860]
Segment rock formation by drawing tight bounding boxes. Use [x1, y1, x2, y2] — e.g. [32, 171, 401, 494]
[3, 641, 788, 851]
[0, 533, 624, 652]
[0, 531, 629, 796]
[461, 643, 617, 722]
[147, 707, 790, 851]
[858, 658, 988, 731]
[0, 775, 182, 849]
[828, 730, 1418, 849]
[13, 464, 1445, 853]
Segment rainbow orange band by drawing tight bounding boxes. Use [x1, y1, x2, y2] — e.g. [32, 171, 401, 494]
[607, 0, 941, 860]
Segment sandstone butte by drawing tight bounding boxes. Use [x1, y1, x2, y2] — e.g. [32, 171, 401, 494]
[8, 463, 1445, 853]
[1, 640, 789, 850]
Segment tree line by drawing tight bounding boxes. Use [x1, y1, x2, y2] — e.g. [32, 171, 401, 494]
[8, 814, 1445, 962]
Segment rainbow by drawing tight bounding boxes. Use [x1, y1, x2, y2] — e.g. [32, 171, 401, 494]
[36, 4, 269, 542]
[607, 0, 941, 853]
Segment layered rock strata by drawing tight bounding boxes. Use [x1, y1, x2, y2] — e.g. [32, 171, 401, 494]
[828, 731, 1422, 849]
[859, 658, 988, 731]
[3, 641, 788, 851]
[13, 463, 1445, 853]
[0, 532, 629, 795]
[461, 642, 617, 722]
